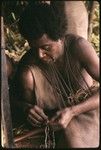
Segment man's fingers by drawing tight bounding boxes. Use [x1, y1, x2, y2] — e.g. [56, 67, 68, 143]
[30, 105, 48, 121]
[27, 114, 42, 127]
[30, 109, 44, 122]
[34, 105, 48, 120]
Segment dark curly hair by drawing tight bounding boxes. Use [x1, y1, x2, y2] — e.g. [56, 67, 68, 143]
[18, 2, 67, 41]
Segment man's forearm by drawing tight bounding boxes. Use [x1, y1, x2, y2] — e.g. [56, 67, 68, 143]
[71, 89, 99, 117]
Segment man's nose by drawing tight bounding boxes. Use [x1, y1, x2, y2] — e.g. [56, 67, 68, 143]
[39, 48, 47, 59]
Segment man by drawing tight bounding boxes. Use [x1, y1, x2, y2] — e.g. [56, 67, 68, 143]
[12, 2, 99, 148]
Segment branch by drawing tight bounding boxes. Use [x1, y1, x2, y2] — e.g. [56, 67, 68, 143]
[1, 3, 15, 148]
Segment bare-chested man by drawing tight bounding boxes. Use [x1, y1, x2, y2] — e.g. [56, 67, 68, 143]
[12, 2, 99, 148]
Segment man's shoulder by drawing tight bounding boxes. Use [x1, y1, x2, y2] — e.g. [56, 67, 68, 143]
[65, 33, 84, 42]
[65, 33, 91, 63]
[65, 33, 88, 52]
[14, 62, 35, 89]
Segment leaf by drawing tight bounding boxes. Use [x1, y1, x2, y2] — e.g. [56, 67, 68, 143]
[11, 12, 16, 20]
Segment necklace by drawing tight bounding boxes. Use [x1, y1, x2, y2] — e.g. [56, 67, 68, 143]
[45, 124, 55, 148]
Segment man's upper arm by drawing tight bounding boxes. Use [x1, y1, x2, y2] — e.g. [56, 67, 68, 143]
[74, 37, 99, 82]
[16, 66, 35, 103]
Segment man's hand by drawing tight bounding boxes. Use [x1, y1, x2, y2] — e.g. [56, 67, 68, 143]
[27, 105, 48, 127]
[49, 107, 73, 130]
